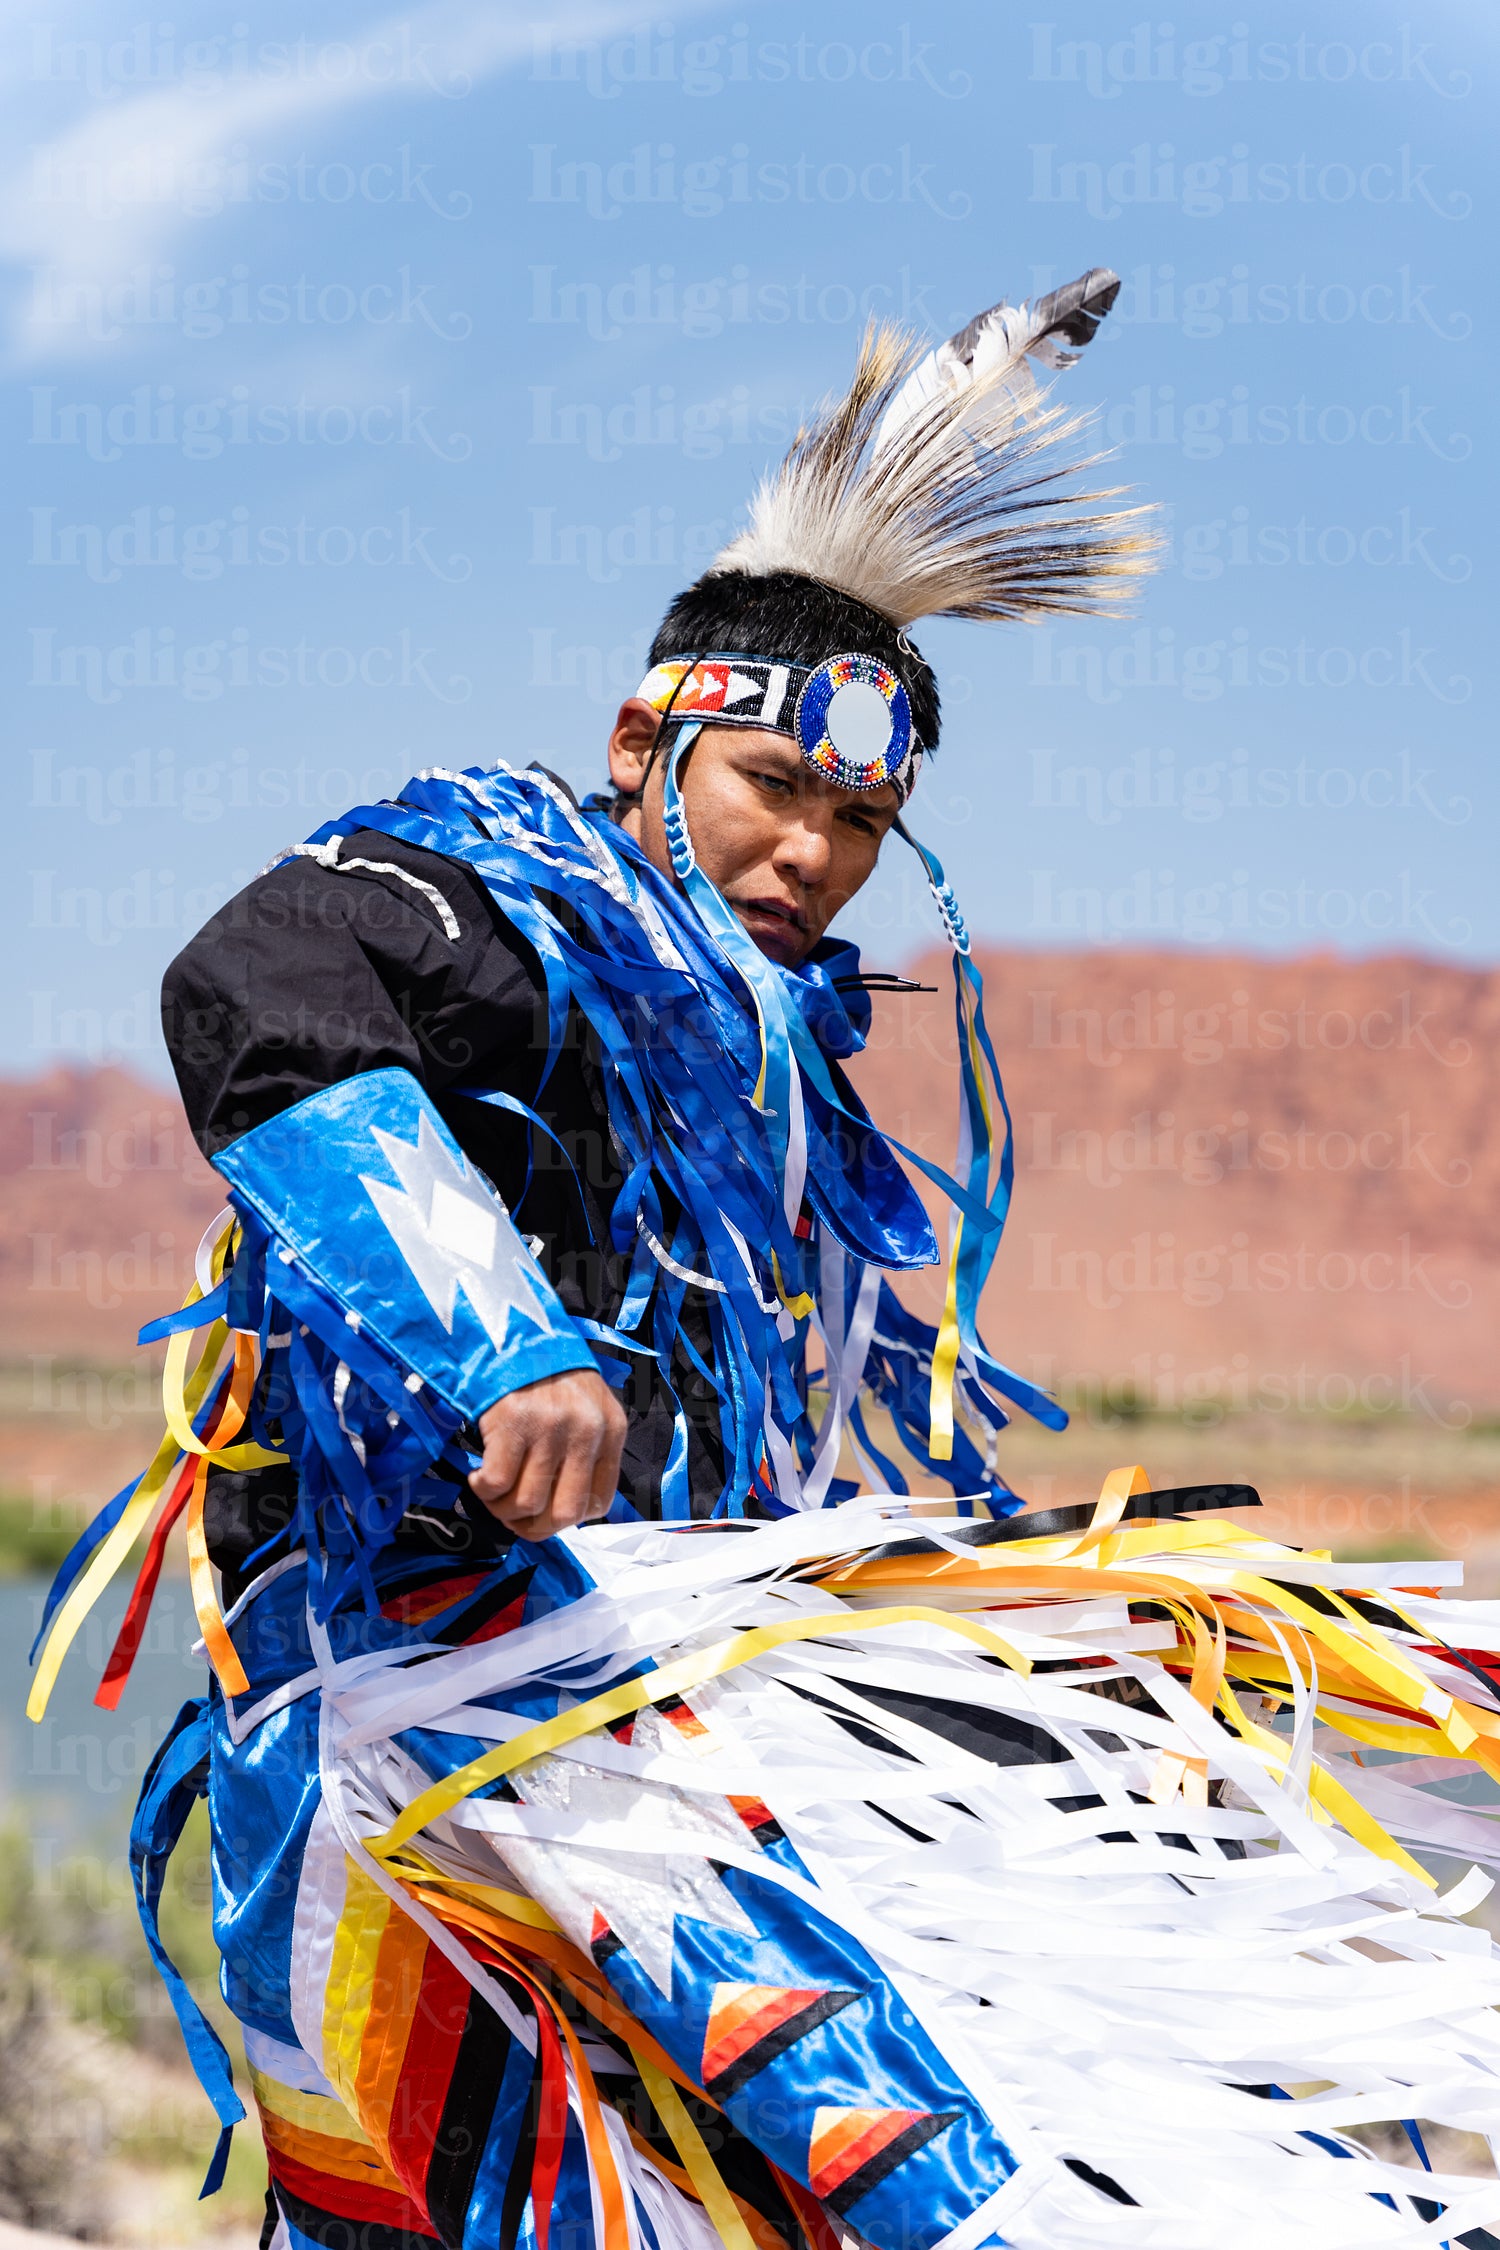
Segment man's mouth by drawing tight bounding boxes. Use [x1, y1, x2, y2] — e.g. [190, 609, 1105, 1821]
[736, 897, 806, 931]
[730, 896, 810, 960]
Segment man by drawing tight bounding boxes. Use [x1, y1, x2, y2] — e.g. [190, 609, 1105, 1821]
[166, 563, 935, 1573]
[40, 272, 1500, 2250]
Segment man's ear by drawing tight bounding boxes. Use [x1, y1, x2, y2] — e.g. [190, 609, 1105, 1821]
[607, 699, 662, 796]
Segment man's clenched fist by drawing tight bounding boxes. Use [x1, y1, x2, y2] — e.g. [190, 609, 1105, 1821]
[468, 1368, 627, 1539]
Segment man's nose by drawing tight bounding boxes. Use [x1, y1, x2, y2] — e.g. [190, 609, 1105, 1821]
[775, 815, 833, 886]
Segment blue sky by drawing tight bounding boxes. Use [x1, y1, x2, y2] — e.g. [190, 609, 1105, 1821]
[3, 0, 1493, 1077]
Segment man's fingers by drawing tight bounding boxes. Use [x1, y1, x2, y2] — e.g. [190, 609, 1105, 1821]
[502, 1434, 567, 1527]
[532, 1392, 625, 1534]
[467, 1373, 627, 1534]
[586, 1403, 627, 1521]
[543, 1442, 601, 1538]
[584, 1453, 615, 1524]
[468, 1417, 526, 1505]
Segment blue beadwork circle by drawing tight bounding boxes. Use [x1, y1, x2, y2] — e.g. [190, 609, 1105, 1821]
[793, 654, 913, 793]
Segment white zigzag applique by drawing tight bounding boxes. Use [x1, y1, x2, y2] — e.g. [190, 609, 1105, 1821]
[360, 1112, 549, 1351]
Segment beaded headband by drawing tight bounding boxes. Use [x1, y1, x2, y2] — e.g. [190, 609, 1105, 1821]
[636, 650, 920, 801]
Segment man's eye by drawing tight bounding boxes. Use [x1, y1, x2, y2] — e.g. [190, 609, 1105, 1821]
[754, 770, 793, 794]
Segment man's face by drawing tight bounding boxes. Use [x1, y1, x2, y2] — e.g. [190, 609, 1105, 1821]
[607, 700, 900, 969]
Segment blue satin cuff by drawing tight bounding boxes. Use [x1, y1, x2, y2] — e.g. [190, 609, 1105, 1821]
[211, 1069, 596, 1423]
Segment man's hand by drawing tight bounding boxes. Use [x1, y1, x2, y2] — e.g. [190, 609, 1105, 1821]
[468, 1368, 627, 1539]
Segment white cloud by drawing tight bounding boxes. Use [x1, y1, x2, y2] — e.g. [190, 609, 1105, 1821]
[0, 0, 693, 364]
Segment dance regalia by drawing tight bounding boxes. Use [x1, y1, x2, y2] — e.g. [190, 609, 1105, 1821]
[29, 278, 1500, 2250]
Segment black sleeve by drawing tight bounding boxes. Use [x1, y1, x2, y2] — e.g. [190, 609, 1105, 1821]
[167, 825, 729, 1523]
[162, 830, 552, 1156]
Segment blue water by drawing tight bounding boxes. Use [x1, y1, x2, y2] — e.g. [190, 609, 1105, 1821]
[0, 1577, 210, 1854]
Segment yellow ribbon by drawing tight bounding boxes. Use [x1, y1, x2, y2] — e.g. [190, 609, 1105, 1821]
[634, 2052, 761, 2250]
[927, 981, 997, 1462]
[821, 1470, 1470, 1877]
[927, 1219, 963, 1463]
[1225, 1571, 1465, 1742]
[770, 1251, 815, 1323]
[1215, 1693, 1434, 1887]
[26, 1307, 227, 1722]
[382, 1850, 562, 1933]
[162, 1315, 281, 1473]
[1059, 1463, 1149, 1561]
[27, 1228, 282, 1720]
[371, 1603, 1031, 1861]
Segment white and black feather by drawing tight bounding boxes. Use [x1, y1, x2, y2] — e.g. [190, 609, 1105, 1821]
[711, 267, 1156, 628]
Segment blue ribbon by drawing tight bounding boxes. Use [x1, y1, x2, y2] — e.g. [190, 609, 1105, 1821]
[29, 1475, 141, 1659]
[137, 1275, 230, 1345]
[36, 755, 1059, 1653]
[129, 1700, 246, 2196]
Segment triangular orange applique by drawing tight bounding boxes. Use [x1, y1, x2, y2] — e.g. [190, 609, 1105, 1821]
[727, 1794, 782, 1843]
[588, 1907, 624, 1969]
[661, 1696, 709, 1741]
[701, 1983, 858, 2100]
[807, 2105, 959, 2215]
[378, 1570, 485, 1624]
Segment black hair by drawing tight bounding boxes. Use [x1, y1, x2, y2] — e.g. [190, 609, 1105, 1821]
[648, 568, 941, 752]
